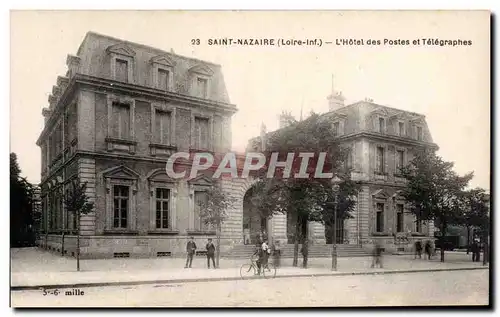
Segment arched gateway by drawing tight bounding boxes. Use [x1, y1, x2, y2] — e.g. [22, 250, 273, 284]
[217, 177, 327, 253]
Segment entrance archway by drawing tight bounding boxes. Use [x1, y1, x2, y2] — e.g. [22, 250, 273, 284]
[242, 186, 270, 245]
[325, 216, 345, 244]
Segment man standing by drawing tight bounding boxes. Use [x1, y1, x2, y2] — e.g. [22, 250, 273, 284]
[371, 242, 383, 268]
[206, 238, 216, 269]
[185, 237, 197, 268]
[300, 240, 309, 269]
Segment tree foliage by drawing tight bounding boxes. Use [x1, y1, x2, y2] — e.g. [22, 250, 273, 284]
[399, 149, 473, 261]
[199, 182, 237, 267]
[10, 153, 35, 247]
[62, 178, 94, 219]
[457, 188, 490, 236]
[249, 112, 360, 266]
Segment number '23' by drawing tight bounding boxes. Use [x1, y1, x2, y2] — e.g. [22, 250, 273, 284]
[191, 39, 200, 45]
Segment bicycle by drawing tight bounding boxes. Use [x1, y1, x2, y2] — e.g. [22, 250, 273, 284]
[239, 254, 276, 279]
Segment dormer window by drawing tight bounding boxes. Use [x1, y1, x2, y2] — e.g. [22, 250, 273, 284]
[106, 43, 136, 84]
[150, 55, 175, 92]
[188, 64, 214, 99]
[379, 117, 386, 133]
[333, 122, 340, 137]
[398, 122, 405, 136]
[158, 69, 170, 91]
[417, 126, 423, 141]
[197, 77, 208, 98]
[116, 59, 129, 82]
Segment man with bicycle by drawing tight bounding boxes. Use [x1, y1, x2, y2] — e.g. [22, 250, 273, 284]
[254, 237, 271, 275]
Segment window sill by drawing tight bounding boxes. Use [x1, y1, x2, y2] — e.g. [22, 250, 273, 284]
[189, 148, 214, 154]
[147, 230, 180, 235]
[186, 230, 216, 236]
[103, 230, 139, 236]
[106, 137, 137, 154]
[371, 232, 390, 236]
[149, 143, 177, 157]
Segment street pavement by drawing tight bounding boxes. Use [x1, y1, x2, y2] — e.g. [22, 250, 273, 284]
[10, 248, 488, 289]
[11, 269, 489, 307]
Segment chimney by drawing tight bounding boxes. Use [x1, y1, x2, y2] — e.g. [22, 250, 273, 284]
[66, 54, 81, 79]
[260, 122, 267, 151]
[327, 74, 345, 111]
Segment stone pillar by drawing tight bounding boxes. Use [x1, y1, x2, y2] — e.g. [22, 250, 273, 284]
[270, 213, 287, 245]
[78, 157, 96, 236]
[309, 221, 326, 244]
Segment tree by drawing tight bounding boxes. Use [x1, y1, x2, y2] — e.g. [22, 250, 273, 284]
[249, 112, 359, 267]
[62, 178, 94, 271]
[399, 149, 473, 262]
[457, 188, 490, 263]
[199, 182, 236, 268]
[10, 153, 35, 247]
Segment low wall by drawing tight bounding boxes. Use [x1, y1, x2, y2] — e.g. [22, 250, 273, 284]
[37, 234, 240, 259]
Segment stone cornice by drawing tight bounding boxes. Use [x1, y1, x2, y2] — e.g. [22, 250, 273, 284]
[337, 131, 439, 150]
[36, 73, 238, 145]
[74, 74, 236, 113]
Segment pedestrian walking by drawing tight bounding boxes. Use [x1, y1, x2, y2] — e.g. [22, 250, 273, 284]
[371, 242, 383, 268]
[206, 238, 216, 269]
[414, 241, 422, 259]
[424, 240, 432, 260]
[184, 237, 197, 268]
[273, 240, 281, 268]
[300, 240, 309, 269]
[471, 239, 481, 262]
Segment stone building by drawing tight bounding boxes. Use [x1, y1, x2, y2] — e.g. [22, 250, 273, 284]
[246, 84, 438, 253]
[36, 32, 238, 258]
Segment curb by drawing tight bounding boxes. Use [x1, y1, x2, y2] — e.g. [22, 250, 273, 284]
[10, 266, 488, 291]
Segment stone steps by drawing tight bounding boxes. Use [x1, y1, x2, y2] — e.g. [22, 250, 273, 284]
[226, 244, 372, 258]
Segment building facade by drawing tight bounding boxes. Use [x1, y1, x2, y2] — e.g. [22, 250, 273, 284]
[37, 32, 238, 258]
[245, 86, 439, 252]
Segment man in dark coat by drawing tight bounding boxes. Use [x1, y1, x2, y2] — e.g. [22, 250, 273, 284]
[371, 242, 383, 268]
[424, 241, 432, 260]
[206, 238, 216, 269]
[300, 240, 309, 269]
[185, 237, 197, 268]
[471, 240, 480, 262]
[414, 241, 422, 259]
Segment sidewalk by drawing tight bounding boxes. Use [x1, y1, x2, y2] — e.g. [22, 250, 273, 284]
[11, 248, 488, 290]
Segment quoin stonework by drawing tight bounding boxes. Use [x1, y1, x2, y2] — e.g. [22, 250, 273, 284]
[37, 32, 437, 259]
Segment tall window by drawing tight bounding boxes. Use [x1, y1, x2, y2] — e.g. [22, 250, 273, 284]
[197, 77, 208, 98]
[376, 146, 385, 174]
[379, 118, 385, 133]
[398, 122, 405, 136]
[333, 122, 340, 137]
[376, 203, 384, 232]
[111, 103, 131, 139]
[396, 204, 404, 232]
[158, 69, 169, 91]
[396, 150, 405, 174]
[116, 59, 129, 82]
[155, 188, 170, 229]
[154, 110, 171, 144]
[113, 185, 129, 229]
[417, 126, 423, 141]
[194, 117, 210, 150]
[194, 191, 209, 231]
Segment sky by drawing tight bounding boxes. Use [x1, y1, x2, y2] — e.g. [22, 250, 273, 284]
[10, 10, 490, 190]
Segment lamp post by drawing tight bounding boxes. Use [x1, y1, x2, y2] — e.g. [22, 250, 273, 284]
[331, 176, 342, 271]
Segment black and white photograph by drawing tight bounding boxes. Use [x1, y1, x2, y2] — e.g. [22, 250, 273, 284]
[9, 10, 491, 308]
